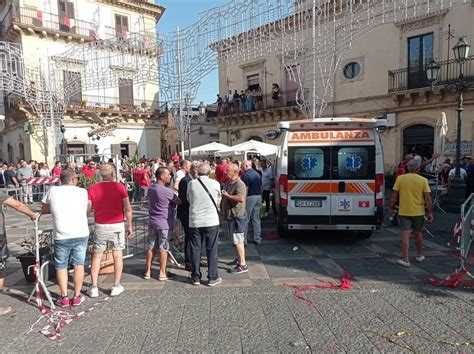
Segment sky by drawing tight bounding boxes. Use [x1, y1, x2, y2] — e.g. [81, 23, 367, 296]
[156, 0, 227, 105]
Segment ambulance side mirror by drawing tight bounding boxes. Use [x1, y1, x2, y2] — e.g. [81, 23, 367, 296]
[265, 130, 280, 140]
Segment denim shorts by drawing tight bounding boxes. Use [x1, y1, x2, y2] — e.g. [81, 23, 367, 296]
[54, 237, 88, 269]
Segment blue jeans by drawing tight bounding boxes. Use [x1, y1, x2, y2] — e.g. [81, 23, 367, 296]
[54, 237, 88, 269]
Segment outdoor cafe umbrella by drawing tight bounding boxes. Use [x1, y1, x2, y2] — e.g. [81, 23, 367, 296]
[432, 111, 448, 172]
[184, 142, 229, 157]
[214, 140, 278, 160]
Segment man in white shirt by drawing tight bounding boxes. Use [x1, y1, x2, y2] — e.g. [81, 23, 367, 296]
[187, 163, 222, 286]
[42, 169, 90, 307]
[448, 167, 467, 185]
[173, 159, 191, 191]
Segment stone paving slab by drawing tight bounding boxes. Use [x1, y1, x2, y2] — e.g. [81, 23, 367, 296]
[1, 203, 473, 352]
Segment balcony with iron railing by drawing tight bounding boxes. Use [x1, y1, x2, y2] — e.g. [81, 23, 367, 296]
[65, 94, 159, 115]
[217, 89, 301, 116]
[0, 6, 162, 54]
[388, 56, 474, 92]
[104, 26, 160, 51]
[5, 6, 97, 39]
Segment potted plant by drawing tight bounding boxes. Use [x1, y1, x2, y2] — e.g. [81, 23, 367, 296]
[87, 235, 115, 275]
[16, 231, 54, 283]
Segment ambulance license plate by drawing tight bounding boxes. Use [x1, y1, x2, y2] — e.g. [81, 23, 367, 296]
[295, 199, 322, 208]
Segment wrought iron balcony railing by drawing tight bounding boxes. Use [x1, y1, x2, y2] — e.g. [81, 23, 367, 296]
[8, 6, 96, 39]
[218, 88, 300, 116]
[388, 56, 474, 92]
[104, 26, 158, 47]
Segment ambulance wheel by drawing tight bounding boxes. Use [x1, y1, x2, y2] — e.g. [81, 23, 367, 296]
[358, 231, 373, 238]
[277, 223, 290, 238]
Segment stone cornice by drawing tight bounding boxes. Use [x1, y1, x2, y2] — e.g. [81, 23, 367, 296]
[94, 0, 165, 22]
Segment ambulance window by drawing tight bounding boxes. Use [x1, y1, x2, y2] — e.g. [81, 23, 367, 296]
[288, 147, 327, 179]
[336, 147, 374, 179]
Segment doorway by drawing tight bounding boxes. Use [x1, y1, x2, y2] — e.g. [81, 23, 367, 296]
[407, 33, 433, 89]
[403, 124, 434, 158]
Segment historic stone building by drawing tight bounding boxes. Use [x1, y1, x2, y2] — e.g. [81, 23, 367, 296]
[0, 0, 164, 164]
[215, 3, 474, 169]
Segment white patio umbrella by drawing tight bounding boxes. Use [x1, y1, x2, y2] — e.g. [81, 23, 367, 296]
[184, 142, 229, 157]
[432, 112, 448, 172]
[214, 140, 278, 159]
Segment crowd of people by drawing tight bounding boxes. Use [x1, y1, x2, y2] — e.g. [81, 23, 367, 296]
[395, 150, 474, 196]
[0, 154, 275, 314]
[390, 149, 474, 268]
[216, 83, 281, 115]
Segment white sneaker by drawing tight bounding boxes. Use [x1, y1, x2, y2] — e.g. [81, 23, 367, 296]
[415, 255, 426, 263]
[87, 286, 99, 298]
[110, 284, 124, 297]
[396, 259, 411, 268]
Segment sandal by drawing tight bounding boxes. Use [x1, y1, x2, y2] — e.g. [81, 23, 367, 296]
[142, 272, 151, 280]
[158, 272, 176, 281]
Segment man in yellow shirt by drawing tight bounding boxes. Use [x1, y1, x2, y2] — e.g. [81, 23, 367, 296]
[389, 158, 433, 268]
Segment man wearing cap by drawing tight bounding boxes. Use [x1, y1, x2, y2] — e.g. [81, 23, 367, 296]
[42, 169, 89, 307]
[88, 164, 132, 297]
[0, 192, 38, 315]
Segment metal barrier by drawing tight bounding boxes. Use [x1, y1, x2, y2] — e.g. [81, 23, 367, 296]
[460, 193, 474, 271]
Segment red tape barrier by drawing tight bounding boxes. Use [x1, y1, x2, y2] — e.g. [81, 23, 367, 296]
[284, 271, 353, 307]
[28, 261, 109, 343]
[426, 268, 474, 288]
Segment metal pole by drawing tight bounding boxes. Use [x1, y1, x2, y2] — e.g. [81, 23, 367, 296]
[446, 60, 467, 212]
[188, 116, 192, 158]
[176, 26, 185, 160]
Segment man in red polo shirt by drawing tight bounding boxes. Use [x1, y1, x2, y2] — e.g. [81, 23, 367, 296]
[215, 158, 229, 187]
[87, 163, 132, 298]
[82, 160, 97, 179]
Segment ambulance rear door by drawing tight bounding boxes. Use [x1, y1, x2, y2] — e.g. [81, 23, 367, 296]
[286, 136, 332, 225]
[330, 130, 378, 228]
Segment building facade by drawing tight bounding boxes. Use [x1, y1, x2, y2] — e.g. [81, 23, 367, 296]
[215, 3, 474, 170]
[0, 0, 164, 164]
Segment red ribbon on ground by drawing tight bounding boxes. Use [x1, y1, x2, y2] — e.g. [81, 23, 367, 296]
[28, 261, 109, 343]
[425, 268, 474, 288]
[262, 231, 279, 240]
[284, 270, 353, 307]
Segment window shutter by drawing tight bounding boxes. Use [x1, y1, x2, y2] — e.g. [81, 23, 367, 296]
[119, 78, 133, 109]
[122, 16, 128, 32]
[58, 0, 66, 17]
[66, 2, 75, 19]
[111, 144, 121, 155]
[128, 143, 137, 158]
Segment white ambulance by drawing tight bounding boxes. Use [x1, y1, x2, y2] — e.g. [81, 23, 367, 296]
[273, 117, 387, 238]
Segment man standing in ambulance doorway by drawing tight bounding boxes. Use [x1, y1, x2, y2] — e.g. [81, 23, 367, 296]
[389, 158, 433, 268]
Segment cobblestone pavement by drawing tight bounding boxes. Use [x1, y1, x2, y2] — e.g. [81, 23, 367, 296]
[0, 202, 473, 353]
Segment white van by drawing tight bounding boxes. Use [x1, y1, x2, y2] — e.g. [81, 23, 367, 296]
[273, 117, 387, 238]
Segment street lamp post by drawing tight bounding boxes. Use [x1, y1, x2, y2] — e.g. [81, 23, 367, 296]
[426, 36, 471, 212]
